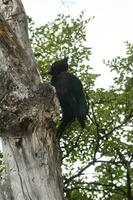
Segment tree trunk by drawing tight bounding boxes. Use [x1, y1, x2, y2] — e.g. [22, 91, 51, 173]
[0, 0, 63, 199]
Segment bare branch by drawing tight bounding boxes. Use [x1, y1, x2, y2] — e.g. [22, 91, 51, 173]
[64, 160, 96, 185]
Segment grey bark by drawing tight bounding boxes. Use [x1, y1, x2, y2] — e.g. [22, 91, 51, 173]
[0, 0, 63, 199]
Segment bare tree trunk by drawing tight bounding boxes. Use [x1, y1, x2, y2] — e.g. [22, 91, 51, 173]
[0, 0, 63, 199]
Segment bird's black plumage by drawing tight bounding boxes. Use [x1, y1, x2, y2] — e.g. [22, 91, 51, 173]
[49, 58, 88, 137]
[49, 57, 68, 76]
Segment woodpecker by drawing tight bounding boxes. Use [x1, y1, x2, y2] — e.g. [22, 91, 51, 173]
[48, 58, 88, 138]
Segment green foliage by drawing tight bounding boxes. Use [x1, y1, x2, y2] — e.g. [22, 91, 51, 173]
[67, 189, 90, 200]
[28, 14, 133, 200]
[29, 12, 92, 83]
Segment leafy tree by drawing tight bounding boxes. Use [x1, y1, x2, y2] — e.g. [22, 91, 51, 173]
[29, 12, 93, 79]
[28, 13, 133, 200]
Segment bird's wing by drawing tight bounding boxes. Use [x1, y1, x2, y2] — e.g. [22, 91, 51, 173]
[70, 74, 88, 120]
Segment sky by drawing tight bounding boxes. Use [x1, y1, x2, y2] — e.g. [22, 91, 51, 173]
[21, 0, 133, 88]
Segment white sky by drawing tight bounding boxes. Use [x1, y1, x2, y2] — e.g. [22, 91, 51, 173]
[22, 0, 133, 87]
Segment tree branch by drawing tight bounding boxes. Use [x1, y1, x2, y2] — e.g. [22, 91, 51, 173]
[62, 132, 82, 160]
[64, 159, 96, 185]
[65, 181, 128, 197]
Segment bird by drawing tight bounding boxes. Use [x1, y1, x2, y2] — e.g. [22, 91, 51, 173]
[48, 58, 88, 138]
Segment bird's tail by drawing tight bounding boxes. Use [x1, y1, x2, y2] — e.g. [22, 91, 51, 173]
[79, 119, 86, 128]
[77, 97, 88, 128]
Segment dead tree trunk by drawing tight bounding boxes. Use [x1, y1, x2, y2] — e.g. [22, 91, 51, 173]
[0, 0, 63, 199]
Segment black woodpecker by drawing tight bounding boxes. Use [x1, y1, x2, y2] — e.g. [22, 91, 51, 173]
[48, 58, 88, 138]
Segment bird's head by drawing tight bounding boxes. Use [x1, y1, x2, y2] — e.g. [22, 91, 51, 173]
[47, 57, 69, 76]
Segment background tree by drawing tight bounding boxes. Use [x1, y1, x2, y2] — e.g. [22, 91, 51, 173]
[29, 14, 133, 200]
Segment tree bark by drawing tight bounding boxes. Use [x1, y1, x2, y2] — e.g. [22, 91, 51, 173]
[0, 0, 63, 199]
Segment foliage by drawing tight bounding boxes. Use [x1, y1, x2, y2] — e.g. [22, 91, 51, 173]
[66, 189, 90, 200]
[29, 14, 133, 200]
[28, 12, 92, 81]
